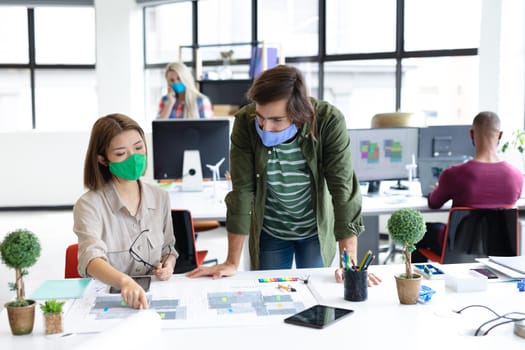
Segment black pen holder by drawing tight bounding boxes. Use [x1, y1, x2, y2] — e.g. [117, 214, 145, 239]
[344, 269, 368, 302]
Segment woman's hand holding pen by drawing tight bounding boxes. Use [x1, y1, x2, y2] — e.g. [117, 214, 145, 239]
[153, 254, 175, 281]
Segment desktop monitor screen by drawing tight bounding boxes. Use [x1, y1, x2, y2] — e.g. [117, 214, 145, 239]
[418, 125, 474, 158]
[348, 127, 419, 194]
[152, 118, 230, 181]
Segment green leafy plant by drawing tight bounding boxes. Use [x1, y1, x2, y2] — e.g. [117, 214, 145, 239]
[0, 228, 41, 307]
[501, 129, 525, 155]
[501, 129, 525, 173]
[40, 299, 65, 314]
[387, 208, 426, 279]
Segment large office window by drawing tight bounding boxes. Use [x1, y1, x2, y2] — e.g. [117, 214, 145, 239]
[0, 7, 28, 63]
[0, 5, 96, 131]
[142, 0, 484, 129]
[198, 0, 251, 48]
[144, 2, 193, 64]
[404, 0, 481, 51]
[34, 7, 95, 65]
[401, 56, 479, 126]
[324, 60, 396, 129]
[258, 0, 318, 57]
[326, 0, 396, 54]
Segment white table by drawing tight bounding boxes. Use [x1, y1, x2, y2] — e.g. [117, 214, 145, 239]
[167, 180, 229, 221]
[1, 263, 524, 350]
[166, 180, 525, 262]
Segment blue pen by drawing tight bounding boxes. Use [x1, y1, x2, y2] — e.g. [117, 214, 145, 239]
[362, 254, 375, 270]
[342, 249, 349, 270]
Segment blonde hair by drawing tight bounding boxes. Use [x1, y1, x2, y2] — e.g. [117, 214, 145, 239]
[164, 62, 204, 119]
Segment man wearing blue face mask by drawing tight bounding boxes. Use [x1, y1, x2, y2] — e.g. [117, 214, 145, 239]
[188, 65, 381, 285]
[157, 62, 214, 119]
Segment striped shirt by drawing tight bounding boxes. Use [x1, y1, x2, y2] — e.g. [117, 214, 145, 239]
[263, 137, 317, 240]
[158, 95, 214, 119]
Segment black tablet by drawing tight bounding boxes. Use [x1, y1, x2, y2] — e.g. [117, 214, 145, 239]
[284, 305, 354, 329]
[109, 276, 151, 294]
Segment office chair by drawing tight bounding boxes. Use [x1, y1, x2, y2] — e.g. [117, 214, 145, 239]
[418, 207, 519, 264]
[171, 209, 218, 274]
[65, 243, 81, 279]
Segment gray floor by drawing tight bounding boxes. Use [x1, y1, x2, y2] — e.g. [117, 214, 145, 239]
[0, 210, 401, 307]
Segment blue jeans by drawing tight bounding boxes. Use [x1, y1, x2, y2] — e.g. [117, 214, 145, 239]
[258, 231, 324, 269]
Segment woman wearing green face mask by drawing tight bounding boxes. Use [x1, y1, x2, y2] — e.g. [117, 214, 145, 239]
[73, 113, 177, 310]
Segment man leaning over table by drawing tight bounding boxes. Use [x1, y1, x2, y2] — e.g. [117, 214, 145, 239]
[187, 65, 380, 285]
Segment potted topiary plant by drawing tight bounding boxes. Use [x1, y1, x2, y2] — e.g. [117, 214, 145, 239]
[40, 299, 65, 334]
[0, 228, 41, 335]
[387, 208, 426, 304]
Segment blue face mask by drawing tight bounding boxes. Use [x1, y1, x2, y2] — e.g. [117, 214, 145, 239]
[255, 116, 298, 147]
[171, 82, 186, 94]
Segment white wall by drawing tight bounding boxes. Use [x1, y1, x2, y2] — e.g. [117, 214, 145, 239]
[479, 0, 525, 132]
[0, 131, 88, 207]
[95, 0, 145, 120]
[0, 132, 155, 207]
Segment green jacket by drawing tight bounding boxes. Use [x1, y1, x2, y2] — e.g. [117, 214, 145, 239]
[225, 98, 364, 269]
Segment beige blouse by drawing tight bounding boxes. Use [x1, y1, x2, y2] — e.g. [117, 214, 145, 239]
[73, 180, 176, 277]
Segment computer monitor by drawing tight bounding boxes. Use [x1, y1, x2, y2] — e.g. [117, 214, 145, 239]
[418, 125, 474, 158]
[199, 79, 252, 106]
[348, 127, 419, 195]
[152, 118, 230, 191]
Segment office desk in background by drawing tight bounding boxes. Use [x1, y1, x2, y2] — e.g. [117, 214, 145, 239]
[166, 180, 229, 221]
[166, 180, 525, 263]
[1, 263, 523, 350]
[165, 180, 443, 263]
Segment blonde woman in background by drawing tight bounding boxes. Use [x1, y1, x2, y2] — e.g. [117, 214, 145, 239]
[158, 62, 214, 119]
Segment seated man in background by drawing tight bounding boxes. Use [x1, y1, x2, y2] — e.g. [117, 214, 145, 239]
[413, 111, 523, 262]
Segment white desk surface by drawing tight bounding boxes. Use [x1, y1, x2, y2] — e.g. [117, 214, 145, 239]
[167, 181, 229, 221]
[2, 263, 524, 350]
[167, 180, 525, 220]
[166, 180, 442, 220]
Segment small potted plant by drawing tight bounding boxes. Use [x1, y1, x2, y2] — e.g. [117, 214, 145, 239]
[387, 208, 426, 304]
[501, 129, 525, 173]
[40, 299, 65, 334]
[0, 228, 41, 335]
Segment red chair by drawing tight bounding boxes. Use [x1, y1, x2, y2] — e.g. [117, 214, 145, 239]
[64, 243, 81, 278]
[418, 207, 519, 264]
[172, 209, 217, 274]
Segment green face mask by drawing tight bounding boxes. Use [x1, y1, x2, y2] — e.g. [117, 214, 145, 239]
[108, 153, 147, 181]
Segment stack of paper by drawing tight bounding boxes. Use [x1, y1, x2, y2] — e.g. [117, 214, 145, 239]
[488, 256, 525, 274]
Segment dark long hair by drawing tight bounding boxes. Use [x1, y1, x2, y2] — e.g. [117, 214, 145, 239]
[247, 65, 317, 137]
